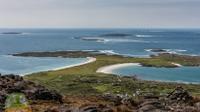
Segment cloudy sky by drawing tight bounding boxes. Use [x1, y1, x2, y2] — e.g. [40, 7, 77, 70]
[0, 0, 200, 28]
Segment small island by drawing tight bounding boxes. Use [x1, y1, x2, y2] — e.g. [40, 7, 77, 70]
[100, 33, 132, 37]
[1, 32, 23, 35]
[73, 33, 132, 42]
[13, 51, 200, 67]
[146, 48, 168, 52]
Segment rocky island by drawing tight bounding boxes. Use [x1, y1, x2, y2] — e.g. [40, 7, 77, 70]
[73, 33, 132, 43]
[1, 32, 23, 35]
[100, 33, 132, 37]
[13, 50, 200, 67]
[146, 49, 168, 53]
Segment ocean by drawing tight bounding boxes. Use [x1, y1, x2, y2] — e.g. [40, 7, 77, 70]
[0, 28, 200, 56]
[0, 28, 200, 83]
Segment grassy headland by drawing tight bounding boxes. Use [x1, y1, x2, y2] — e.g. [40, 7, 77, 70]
[13, 51, 200, 97]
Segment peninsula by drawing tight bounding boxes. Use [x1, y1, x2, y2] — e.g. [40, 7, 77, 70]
[1, 51, 200, 111]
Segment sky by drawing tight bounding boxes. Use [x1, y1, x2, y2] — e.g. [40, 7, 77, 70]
[0, 0, 200, 28]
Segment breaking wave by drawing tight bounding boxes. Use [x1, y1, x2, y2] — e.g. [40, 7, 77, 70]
[135, 35, 153, 38]
[145, 49, 187, 54]
[76, 36, 151, 43]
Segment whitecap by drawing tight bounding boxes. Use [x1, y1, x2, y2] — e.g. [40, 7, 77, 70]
[98, 50, 119, 55]
[102, 38, 151, 43]
[145, 49, 187, 54]
[21, 32, 31, 35]
[77, 36, 152, 43]
[173, 49, 187, 52]
[165, 49, 187, 54]
[145, 49, 153, 52]
[135, 35, 153, 38]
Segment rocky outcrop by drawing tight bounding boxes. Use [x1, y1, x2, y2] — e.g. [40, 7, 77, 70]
[1, 74, 200, 112]
[164, 86, 199, 112]
[147, 49, 167, 53]
[43, 104, 114, 112]
[0, 74, 63, 111]
[167, 86, 193, 104]
[137, 86, 200, 112]
[139, 100, 167, 112]
[102, 93, 136, 106]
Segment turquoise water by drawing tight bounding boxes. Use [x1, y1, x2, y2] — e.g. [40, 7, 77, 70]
[0, 28, 200, 83]
[112, 65, 200, 84]
[0, 55, 88, 75]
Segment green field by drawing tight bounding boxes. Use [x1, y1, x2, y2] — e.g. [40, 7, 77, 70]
[25, 53, 200, 97]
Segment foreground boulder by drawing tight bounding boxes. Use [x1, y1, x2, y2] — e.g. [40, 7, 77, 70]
[167, 86, 193, 104]
[0, 74, 63, 111]
[137, 86, 200, 112]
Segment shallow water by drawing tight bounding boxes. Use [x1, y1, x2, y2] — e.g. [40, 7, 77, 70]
[0, 55, 88, 75]
[112, 65, 200, 84]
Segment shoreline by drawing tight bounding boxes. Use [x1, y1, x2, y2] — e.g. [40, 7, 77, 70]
[96, 63, 141, 74]
[96, 63, 200, 84]
[22, 57, 96, 75]
[171, 62, 182, 67]
[12, 50, 200, 84]
[52, 57, 96, 71]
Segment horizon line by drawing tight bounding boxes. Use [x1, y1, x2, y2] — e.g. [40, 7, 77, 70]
[0, 27, 200, 29]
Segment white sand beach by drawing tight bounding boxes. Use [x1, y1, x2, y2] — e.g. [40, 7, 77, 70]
[171, 62, 182, 67]
[51, 57, 96, 71]
[96, 63, 141, 74]
[22, 57, 96, 75]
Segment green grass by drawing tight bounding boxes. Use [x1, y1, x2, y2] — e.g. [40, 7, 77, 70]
[25, 54, 200, 97]
[5, 93, 29, 109]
